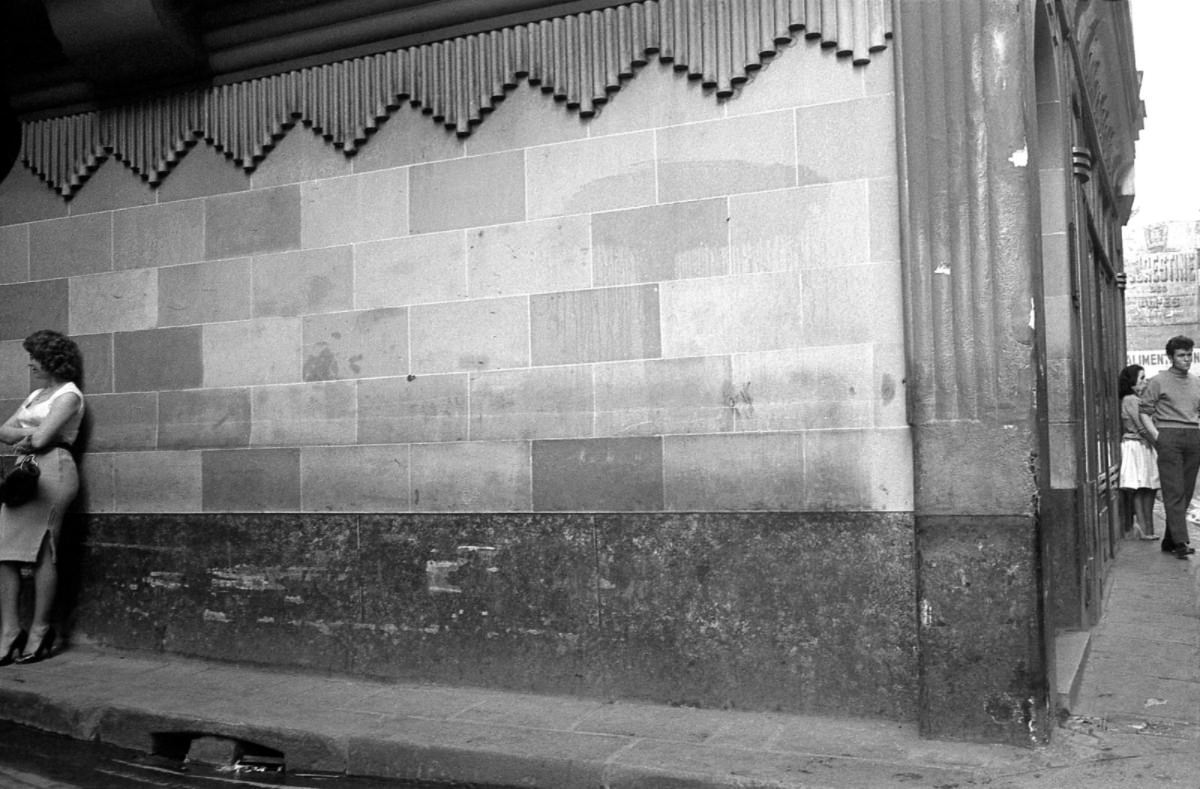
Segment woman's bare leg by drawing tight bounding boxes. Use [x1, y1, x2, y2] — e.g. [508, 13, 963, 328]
[27, 537, 55, 644]
[0, 562, 22, 653]
[1135, 489, 1158, 538]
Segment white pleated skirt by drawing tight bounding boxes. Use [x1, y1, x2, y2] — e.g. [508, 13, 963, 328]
[1119, 438, 1160, 491]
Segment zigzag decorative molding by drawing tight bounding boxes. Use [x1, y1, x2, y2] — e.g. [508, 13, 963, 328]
[20, 0, 892, 198]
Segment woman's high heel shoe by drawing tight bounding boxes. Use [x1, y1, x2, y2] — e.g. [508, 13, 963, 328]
[15, 628, 53, 665]
[0, 631, 27, 666]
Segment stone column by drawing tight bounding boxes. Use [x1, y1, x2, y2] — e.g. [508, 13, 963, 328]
[893, 0, 1050, 744]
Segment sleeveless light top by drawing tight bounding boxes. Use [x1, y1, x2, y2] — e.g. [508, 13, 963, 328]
[15, 382, 84, 446]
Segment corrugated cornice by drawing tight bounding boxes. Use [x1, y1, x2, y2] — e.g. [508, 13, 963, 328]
[18, 0, 892, 198]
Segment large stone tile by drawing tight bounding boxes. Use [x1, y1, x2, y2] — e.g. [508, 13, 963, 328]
[658, 111, 796, 203]
[593, 199, 729, 286]
[594, 356, 734, 437]
[301, 168, 408, 249]
[158, 258, 253, 327]
[156, 142, 249, 202]
[409, 151, 525, 233]
[353, 512, 597, 691]
[0, 224, 29, 284]
[30, 212, 112, 279]
[113, 199, 205, 271]
[466, 215, 591, 297]
[868, 177, 901, 263]
[355, 231, 468, 309]
[726, 37, 868, 116]
[189, 513, 359, 622]
[69, 269, 158, 335]
[250, 126, 352, 189]
[795, 95, 897, 185]
[84, 392, 158, 451]
[803, 427, 913, 511]
[663, 432, 805, 510]
[532, 437, 663, 511]
[0, 166, 67, 225]
[76, 452, 115, 513]
[660, 272, 802, 357]
[863, 45, 895, 98]
[0, 340, 29, 398]
[729, 182, 871, 274]
[113, 326, 203, 392]
[203, 318, 302, 387]
[730, 346, 875, 432]
[357, 374, 468, 444]
[469, 365, 593, 440]
[66, 158, 155, 214]
[410, 296, 529, 373]
[526, 132, 655, 219]
[530, 285, 660, 366]
[302, 307, 407, 382]
[916, 515, 1041, 741]
[874, 341, 907, 428]
[800, 262, 904, 345]
[410, 441, 532, 512]
[351, 106, 465, 172]
[586, 57, 726, 137]
[202, 448, 301, 511]
[0, 280, 68, 342]
[205, 186, 301, 259]
[1041, 231, 1071, 300]
[591, 511, 917, 717]
[300, 445, 409, 511]
[252, 246, 354, 318]
[0, 398, 24, 431]
[464, 85, 589, 156]
[250, 381, 357, 447]
[113, 451, 203, 512]
[74, 332, 114, 394]
[1039, 167, 1068, 237]
[158, 388, 252, 449]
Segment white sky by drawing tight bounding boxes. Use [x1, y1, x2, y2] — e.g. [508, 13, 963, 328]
[1129, 2, 1200, 223]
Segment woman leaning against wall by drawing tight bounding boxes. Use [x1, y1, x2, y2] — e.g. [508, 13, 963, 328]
[0, 330, 85, 664]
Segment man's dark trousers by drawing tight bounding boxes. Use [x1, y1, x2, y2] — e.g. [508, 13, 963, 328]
[1156, 427, 1200, 547]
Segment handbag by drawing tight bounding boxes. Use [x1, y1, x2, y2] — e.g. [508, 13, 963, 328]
[0, 454, 39, 507]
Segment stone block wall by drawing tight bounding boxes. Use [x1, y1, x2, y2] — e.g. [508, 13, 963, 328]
[0, 38, 915, 716]
[0, 39, 907, 518]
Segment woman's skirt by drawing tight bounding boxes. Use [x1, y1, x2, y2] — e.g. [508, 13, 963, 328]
[0, 448, 77, 563]
[1119, 438, 1160, 490]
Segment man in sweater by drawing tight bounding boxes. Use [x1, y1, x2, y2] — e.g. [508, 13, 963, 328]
[1140, 335, 1200, 559]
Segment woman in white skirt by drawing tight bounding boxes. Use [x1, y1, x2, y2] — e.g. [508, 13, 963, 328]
[1119, 364, 1160, 540]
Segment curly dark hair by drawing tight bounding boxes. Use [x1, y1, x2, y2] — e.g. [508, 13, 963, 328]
[1118, 364, 1143, 400]
[23, 330, 83, 385]
[1166, 335, 1195, 357]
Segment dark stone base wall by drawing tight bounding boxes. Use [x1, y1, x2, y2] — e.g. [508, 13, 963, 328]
[60, 511, 918, 721]
[915, 515, 1049, 745]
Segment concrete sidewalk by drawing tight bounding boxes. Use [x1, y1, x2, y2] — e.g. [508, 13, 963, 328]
[0, 529, 1196, 788]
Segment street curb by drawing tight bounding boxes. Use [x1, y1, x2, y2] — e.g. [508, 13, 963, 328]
[0, 678, 774, 789]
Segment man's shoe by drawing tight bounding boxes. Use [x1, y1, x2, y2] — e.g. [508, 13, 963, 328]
[1176, 546, 1191, 560]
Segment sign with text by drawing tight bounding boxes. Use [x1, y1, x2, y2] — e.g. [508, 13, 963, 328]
[1127, 349, 1171, 377]
[1125, 249, 1199, 326]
